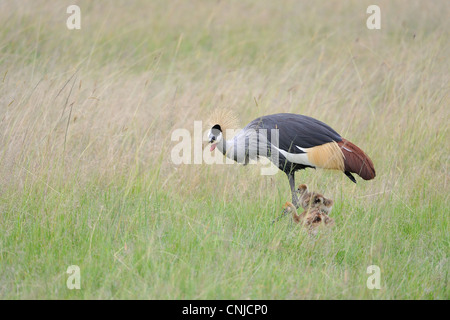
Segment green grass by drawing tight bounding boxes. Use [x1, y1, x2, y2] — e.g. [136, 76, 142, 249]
[0, 0, 449, 299]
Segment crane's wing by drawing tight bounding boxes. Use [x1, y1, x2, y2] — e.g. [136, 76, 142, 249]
[245, 113, 342, 153]
[242, 113, 373, 183]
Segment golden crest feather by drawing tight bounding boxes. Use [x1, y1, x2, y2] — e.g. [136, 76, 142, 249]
[207, 108, 239, 139]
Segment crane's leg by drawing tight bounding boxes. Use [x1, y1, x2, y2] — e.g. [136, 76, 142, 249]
[272, 171, 300, 224]
[288, 171, 300, 208]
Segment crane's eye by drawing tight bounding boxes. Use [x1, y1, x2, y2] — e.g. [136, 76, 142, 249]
[211, 136, 216, 141]
[314, 198, 321, 204]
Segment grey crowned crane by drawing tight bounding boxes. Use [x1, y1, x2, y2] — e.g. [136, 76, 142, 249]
[207, 112, 375, 208]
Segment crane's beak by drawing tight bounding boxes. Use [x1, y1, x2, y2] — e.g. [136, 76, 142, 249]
[208, 135, 217, 151]
[203, 139, 217, 152]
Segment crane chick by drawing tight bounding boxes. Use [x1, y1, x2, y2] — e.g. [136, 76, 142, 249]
[282, 201, 335, 236]
[296, 184, 333, 215]
[272, 184, 334, 224]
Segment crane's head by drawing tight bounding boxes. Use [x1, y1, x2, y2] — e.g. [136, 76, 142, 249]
[206, 108, 238, 152]
[208, 124, 223, 152]
[296, 184, 333, 215]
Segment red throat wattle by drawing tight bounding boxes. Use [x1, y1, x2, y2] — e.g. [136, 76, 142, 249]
[210, 144, 216, 152]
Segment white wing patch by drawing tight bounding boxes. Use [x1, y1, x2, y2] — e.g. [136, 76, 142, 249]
[272, 145, 314, 167]
[296, 145, 307, 152]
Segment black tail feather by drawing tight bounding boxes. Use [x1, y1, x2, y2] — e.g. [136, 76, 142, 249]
[345, 171, 357, 183]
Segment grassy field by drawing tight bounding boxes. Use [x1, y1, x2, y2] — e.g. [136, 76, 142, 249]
[0, 0, 448, 299]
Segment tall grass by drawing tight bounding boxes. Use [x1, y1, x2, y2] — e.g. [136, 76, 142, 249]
[0, 0, 448, 299]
